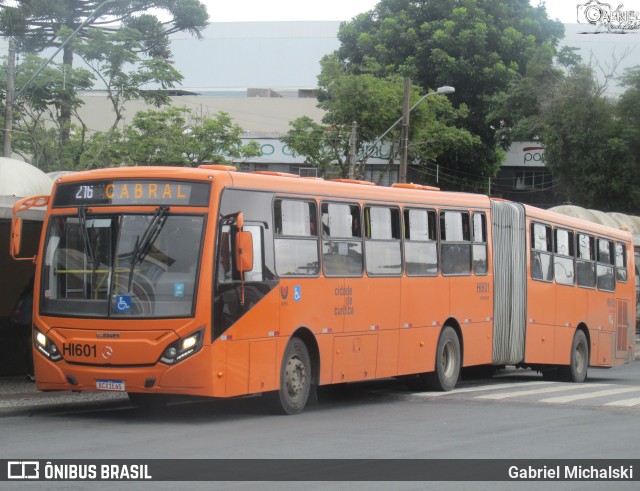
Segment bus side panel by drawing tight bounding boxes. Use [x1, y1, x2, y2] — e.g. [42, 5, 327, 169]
[225, 340, 249, 397]
[461, 321, 493, 366]
[400, 276, 449, 333]
[399, 276, 448, 375]
[279, 278, 344, 336]
[210, 341, 228, 397]
[248, 339, 277, 393]
[587, 289, 615, 366]
[552, 327, 573, 365]
[344, 277, 399, 378]
[525, 275, 556, 364]
[316, 333, 334, 385]
[358, 277, 400, 378]
[332, 334, 378, 383]
[553, 284, 578, 365]
[597, 331, 614, 366]
[397, 326, 438, 375]
[453, 275, 493, 367]
[376, 329, 399, 378]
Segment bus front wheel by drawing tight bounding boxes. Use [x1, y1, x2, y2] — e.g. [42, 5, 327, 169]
[266, 337, 312, 415]
[422, 326, 461, 391]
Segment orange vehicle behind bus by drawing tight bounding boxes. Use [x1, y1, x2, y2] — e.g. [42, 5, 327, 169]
[11, 166, 636, 414]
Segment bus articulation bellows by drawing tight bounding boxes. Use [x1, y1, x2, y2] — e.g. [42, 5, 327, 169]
[11, 166, 636, 414]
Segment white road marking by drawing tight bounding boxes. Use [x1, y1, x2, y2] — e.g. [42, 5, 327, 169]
[475, 383, 610, 400]
[541, 386, 640, 403]
[604, 396, 640, 407]
[412, 381, 553, 397]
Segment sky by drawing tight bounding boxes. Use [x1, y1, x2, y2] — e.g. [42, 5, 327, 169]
[198, 1, 640, 24]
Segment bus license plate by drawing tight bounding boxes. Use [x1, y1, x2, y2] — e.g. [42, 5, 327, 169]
[96, 380, 125, 392]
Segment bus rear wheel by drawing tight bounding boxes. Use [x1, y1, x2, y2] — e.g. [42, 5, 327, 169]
[421, 326, 461, 391]
[266, 337, 312, 415]
[560, 330, 589, 383]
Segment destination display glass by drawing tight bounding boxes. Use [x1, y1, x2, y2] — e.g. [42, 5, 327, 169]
[53, 180, 211, 207]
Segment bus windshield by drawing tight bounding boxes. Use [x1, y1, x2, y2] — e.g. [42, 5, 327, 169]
[41, 212, 205, 318]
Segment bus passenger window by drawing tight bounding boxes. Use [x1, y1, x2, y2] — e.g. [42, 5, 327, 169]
[321, 202, 363, 277]
[404, 209, 437, 276]
[472, 212, 488, 275]
[576, 233, 596, 288]
[364, 206, 401, 276]
[274, 199, 319, 276]
[554, 228, 575, 286]
[597, 238, 615, 292]
[531, 222, 553, 282]
[440, 211, 471, 276]
[615, 243, 628, 282]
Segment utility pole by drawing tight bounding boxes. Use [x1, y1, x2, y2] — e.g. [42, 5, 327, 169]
[348, 120, 357, 179]
[399, 77, 411, 183]
[3, 39, 15, 158]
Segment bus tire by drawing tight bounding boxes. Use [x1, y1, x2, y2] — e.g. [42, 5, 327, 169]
[266, 337, 312, 415]
[423, 326, 461, 391]
[560, 330, 589, 383]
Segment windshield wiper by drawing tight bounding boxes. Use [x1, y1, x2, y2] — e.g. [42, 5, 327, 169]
[78, 206, 98, 279]
[127, 206, 169, 291]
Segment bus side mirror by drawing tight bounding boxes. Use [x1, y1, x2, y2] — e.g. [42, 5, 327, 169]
[235, 231, 254, 273]
[10, 216, 22, 259]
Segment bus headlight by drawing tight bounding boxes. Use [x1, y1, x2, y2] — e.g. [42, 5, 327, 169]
[34, 328, 62, 362]
[160, 327, 204, 365]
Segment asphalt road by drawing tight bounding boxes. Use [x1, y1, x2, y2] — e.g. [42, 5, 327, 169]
[1, 359, 639, 489]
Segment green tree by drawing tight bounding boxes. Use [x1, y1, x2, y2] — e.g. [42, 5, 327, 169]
[74, 26, 184, 167]
[284, 56, 477, 181]
[0, 0, 208, 144]
[540, 63, 639, 211]
[329, 0, 564, 188]
[0, 53, 94, 168]
[82, 107, 260, 168]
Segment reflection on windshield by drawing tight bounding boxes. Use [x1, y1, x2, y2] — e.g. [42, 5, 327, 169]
[41, 214, 205, 318]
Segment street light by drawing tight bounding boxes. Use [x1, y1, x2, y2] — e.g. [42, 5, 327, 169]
[356, 83, 455, 183]
[399, 83, 455, 183]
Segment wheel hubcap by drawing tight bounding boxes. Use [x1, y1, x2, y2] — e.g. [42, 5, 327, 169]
[441, 340, 456, 377]
[574, 343, 586, 373]
[285, 355, 306, 397]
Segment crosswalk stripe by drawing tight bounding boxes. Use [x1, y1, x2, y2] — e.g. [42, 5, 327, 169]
[475, 383, 610, 400]
[604, 396, 640, 407]
[412, 381, 554, 397]
[541, 386, 640, 403]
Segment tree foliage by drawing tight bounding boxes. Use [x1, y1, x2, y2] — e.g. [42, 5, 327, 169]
[80, 107, 260, 168]
[538, 62, 640, 212]
[325, 0, 563, 189]
[0, 0, 208, 144]
[0, 53, 94, 167]
[285, 55, 477, 181]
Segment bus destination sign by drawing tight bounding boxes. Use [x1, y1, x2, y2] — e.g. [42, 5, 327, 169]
[53, 180, 211, 207]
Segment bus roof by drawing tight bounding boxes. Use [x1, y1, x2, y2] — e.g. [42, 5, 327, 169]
[50, 166, 633, 243]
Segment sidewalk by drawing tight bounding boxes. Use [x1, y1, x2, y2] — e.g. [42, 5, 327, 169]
[0, 375, 127, 413]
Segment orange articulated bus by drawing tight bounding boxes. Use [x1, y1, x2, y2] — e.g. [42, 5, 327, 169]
[10, 166, 636, 414]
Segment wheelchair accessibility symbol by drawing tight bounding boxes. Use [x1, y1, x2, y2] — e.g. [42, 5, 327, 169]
[294, 286, 301, 302]
[115, 295, 132, 313]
